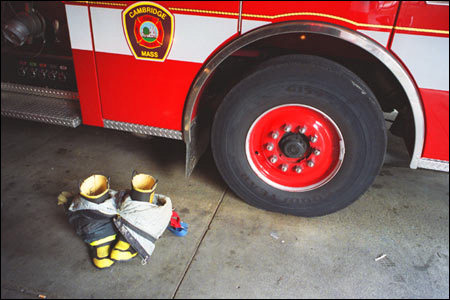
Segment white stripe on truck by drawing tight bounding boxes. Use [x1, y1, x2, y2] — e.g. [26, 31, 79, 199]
[391, 33, 449, 91]
[65, 5, 93, 51]
[65, 5, 449, 92]
[88, 6, 238, 64]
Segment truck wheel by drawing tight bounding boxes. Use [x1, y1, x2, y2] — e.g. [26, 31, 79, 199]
[211, 55, 386, 217]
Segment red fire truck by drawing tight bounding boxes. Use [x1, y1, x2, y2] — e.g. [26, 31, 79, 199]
[1, 1, 448, 216]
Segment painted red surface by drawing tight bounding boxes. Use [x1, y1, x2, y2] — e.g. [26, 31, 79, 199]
[72, 49, 104, 127]
[70, 1, 241, 130]
[95, 52, 201, 130]
[395, 1, 449, 37]
[157, 1, 241, 19]
[64, 1, 450, 165]
[420, 88, 449, 161]
[67, 1, 242, 18]
[242, 1, 399, 32]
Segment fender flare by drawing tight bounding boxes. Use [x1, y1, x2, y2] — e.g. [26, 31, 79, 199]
[182, 21, 425, 170]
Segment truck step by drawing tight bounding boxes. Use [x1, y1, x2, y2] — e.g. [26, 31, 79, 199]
[1, 83, 81, 128]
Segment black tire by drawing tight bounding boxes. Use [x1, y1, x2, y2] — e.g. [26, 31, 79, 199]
[211, 55, 386, 217]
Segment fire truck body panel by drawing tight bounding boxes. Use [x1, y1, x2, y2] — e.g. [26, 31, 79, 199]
[420, 89, 449, 161]
[66, 2, 241, 133]
[1, 1, 448, 215]
[62, 1, 449, 171]
[390, 1, 449, 164]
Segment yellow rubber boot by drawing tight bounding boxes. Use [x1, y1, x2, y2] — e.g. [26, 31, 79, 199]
[110, 236, 138, 262]
[90, 236, 116, 269]
[130, 172, 158, 203]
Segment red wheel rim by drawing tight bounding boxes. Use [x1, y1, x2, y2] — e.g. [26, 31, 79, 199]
[245, 104, 345, 192]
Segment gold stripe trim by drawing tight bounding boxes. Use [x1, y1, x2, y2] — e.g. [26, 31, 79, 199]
[67, 3, 449, 35]
[88, 1, 126, 7]
[394, 26, 449, 34]
[169, 7, 449, 35]
[71, 1, 127, 6]
[169, 7, 240, 17]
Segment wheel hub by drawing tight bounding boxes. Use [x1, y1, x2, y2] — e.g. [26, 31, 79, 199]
[245, 104, 345, 192]
[279, 133, 309, 159]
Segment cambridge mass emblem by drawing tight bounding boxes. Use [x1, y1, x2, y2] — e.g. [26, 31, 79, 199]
[123, 2, 174, 62]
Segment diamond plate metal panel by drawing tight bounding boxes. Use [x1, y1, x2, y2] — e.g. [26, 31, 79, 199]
[1, 91, 81, 128]
[1, 82, 79, 100]
[103, 120, 183, 140]
[418, 158, 449, 172]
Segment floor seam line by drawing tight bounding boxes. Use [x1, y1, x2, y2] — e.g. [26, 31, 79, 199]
[171, 187, 228, 299]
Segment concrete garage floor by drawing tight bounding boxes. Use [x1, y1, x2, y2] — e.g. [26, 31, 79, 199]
[1, 117, 449, 299]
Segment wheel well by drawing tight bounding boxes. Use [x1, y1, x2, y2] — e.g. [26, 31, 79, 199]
[196, 32, 415, 156]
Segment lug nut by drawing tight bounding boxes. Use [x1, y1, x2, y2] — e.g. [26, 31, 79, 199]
[284, 124, 292, 132]
[307, 160, 315, 168]
[295, 166, 303, 173]
[281, 164, 288, 172]
[271, 131, 280, 139]
[310, 135, 318, 143]
[270, 156, 278, 163]
[266, 143, 274, 151]
[314, 149, 321, 156]
[299, 126, 307, 134]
